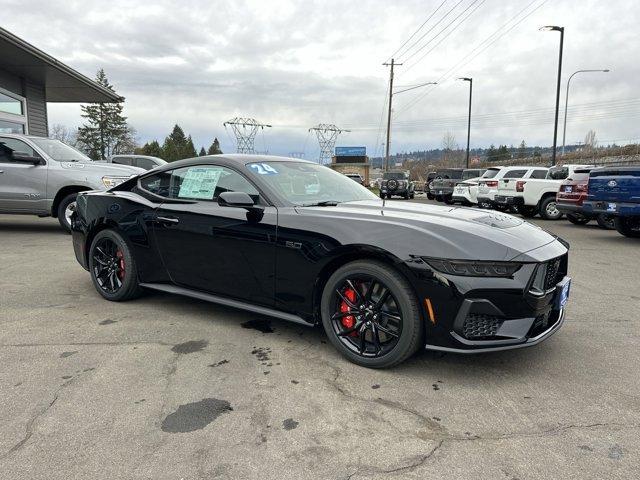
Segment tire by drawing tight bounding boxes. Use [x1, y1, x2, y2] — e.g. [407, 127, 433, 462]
[435, 195, 443, 202]
[89, 229, 143, 301]
[409, 193, 415, 200]
[426, 193, 434, 200]
[614, 217, 640, 238]
[517, 205, 539, 218]
[566, 213, 590, 225]
[57, 192, 78, 233]
[404, 192, 410, 200]
[380, 194, 386, 200]
[596, 214, 615, 230]
[539, 196, 563, 220]
[320, 260, 424, 368]
[443, 196, 454, 205]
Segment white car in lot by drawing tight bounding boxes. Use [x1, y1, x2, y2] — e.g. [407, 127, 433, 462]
[478, 166, 548, 210]
[452, 177, 482, 206]
[494, 164, 593, 220]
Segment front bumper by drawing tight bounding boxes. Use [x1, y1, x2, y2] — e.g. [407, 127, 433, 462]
[405, 246, 569, 353]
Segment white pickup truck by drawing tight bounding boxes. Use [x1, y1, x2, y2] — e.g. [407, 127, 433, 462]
[494, 164, 594, 220]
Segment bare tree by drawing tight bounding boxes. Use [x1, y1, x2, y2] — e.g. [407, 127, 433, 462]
[442, 131, 458, 152]
[442, 131, 464, 165]
[49, 124, 77, 146]
[584, 129, 597, 151]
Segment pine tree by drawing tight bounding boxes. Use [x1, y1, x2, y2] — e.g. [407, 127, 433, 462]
[140, 140, 163, 158]
[199, 146, 207, 156]
[76, 69, 130, 159]
[517, 140, 527, 159]
[207, 137, 223, 155]
[162, 124, 188, 162]
[185, 135, 197, 159]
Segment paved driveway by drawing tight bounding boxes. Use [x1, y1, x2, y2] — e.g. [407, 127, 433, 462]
[1, 210, 638, 479]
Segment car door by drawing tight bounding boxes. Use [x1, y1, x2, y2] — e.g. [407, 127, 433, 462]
[0, 136, 48, 213]
[146, 164, 277, 306]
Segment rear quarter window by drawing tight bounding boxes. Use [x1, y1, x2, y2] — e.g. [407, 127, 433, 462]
[502, 169, 528, 179]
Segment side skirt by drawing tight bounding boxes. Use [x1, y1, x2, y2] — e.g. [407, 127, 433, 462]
[139, 282, 313, 327]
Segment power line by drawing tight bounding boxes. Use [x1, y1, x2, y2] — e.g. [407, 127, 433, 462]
[396, 0, 548, 117]
[385, 0, 448, 63]
[401, 0, 485, 66]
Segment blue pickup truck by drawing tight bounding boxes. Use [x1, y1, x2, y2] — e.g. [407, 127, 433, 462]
[583, 166, 640, 238]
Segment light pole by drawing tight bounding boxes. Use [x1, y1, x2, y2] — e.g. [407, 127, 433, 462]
[562, 69, 609, 155]
[540, 25, 564, 166]
[458, 77, 472, 168]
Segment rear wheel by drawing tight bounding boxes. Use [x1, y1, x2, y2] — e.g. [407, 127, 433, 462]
[539, 196, 563, 220]
[320, 260, 423, 368]
[566, 213, 590, 225]
[89, 229, 143, 301]
[426, 192, 434, 200]
[596, 214, 615, 230]
[614, 217, 640, 238]
[517, 205, 538, 218]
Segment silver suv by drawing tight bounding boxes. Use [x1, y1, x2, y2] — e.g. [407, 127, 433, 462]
[0, 133, 143, 231]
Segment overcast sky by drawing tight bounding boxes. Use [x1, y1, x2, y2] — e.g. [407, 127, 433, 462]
[2, 0, 639, 158]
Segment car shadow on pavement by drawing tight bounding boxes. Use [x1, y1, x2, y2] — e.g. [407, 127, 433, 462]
[0, 220, 65, 234]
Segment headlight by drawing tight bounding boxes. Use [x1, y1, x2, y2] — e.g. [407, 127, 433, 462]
[422, 257, 523, 277]
[101, 176, 130, 188]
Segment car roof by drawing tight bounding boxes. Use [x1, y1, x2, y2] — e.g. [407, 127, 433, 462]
[151, 154, 314, 173]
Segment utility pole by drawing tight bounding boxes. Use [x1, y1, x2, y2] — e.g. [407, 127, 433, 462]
[383, 58, 401, 172]
[458, 77, 473, 168]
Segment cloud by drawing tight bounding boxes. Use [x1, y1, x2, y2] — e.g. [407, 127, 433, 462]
[3, 0, 639, 157]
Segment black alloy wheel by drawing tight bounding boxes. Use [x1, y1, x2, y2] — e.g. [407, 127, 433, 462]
[89, 229, 143, 301]
[321, 261, 423, 368]
[614, 216, 640, 238]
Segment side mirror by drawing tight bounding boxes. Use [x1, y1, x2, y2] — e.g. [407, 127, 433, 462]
[218, 191, 257, 208]
[12, 152, 43, 165]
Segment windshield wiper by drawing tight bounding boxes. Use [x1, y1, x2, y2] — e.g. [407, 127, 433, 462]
[300, 200, 341, 207]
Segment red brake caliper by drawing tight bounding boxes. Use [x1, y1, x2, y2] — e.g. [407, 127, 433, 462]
[340, 287, 357, 334]
[116, 249, 125, 280]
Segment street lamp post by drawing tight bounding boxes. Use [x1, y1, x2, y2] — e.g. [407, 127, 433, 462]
[562, 69, 610, 155]
[458, 77, 472, 168]
[540, 25, 564, 166]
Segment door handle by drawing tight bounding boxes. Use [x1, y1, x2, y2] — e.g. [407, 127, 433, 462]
[0, 170, 4, 174]
[156, 216, 179, 224]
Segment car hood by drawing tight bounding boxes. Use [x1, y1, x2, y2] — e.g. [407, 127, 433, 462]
[296, 200, 563, 261]
[59, 161, 144, 176]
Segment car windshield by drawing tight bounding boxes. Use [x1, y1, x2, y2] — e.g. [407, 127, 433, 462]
[247, 161, 377, 206]
[481, 168, 500, 179]
[383, 172, 406, 180]
[29, 137, 92, 162]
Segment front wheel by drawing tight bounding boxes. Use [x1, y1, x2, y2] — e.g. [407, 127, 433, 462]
[320, 261, 423, 368]
[596, 214, 615, 230]
[89, 229, 143, 301]
[614, 217, 640, 238]
[426, 193, 434, 200]
[539, 197, 563, 220]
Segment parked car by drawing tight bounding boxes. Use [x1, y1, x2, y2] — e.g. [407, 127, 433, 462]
[344, 173, 364, 185]
[432, 168, 486, 205]
[425, 171, 437, 199]
[107, 154, 166, 170]
[71, 155, 571, 368]
[494, 165, 591, 220]
[380, 171, 414, 199]
[583, 166, 640, 238]
[452, 177, 482, 206]
[480, 166, 548, 212]
[0, 133, 143, 231]
[556, 167, 614, 229]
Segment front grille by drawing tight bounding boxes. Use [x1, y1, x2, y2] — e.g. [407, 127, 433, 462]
[462, 314, 502, 339]
[544, 257, 562, 290]
[530, 254, 568, 294]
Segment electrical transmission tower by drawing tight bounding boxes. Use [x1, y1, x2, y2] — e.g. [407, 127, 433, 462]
[223, 117, 272, 154]
[309, 124, 349, 164]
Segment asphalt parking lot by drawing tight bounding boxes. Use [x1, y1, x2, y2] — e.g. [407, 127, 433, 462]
[1, 204, 639, 480]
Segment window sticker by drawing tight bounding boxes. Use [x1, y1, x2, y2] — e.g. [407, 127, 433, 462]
[178, 167, 222, 199]
[248, 163, 279, 175]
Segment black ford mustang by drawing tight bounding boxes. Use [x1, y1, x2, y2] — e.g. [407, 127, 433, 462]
[71, 155, 571, 368]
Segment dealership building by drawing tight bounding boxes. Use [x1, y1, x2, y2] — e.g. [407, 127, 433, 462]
[0, 26, 119, 136]
[329, 146, 371, 184]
